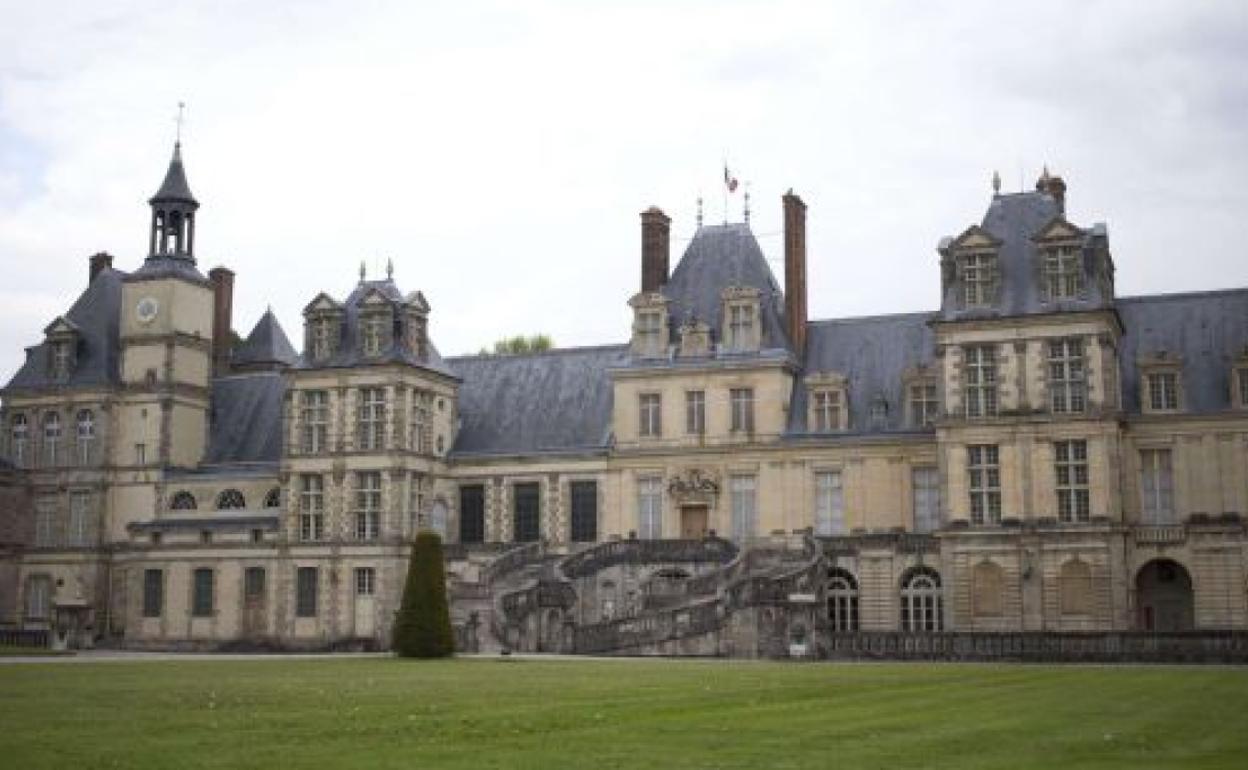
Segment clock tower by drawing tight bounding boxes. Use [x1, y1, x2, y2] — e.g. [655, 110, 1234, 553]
[117, 142, 216, 472]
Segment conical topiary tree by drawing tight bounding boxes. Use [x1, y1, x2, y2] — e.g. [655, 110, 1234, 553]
[393, 531, 455, 658]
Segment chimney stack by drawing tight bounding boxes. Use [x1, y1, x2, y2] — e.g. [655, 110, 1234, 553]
[1036, 168, 1067, 216]
[783, 190, 808, 356]
[208, 267, 235, 376]
[640, 207, 671, 293]
[89, 252, 113, 284]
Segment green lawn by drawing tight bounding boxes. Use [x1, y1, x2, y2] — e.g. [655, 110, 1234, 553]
[1, 657, 1246, 769]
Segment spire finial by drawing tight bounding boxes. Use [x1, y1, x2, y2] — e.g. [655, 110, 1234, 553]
[743, 183, 751, 225]
[359, 260, 366, 283]
[696, 196, 703, 228]
[386, 258, 394, 280]
[992, 169, 1001, 195]
[175, 102, 186, 145]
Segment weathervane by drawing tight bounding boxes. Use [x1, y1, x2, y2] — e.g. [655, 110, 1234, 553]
[696, 196, 703, 228]
[359, 260, 366, 283]
[743, 183, 751, 225]
[386, 258, 394, 280]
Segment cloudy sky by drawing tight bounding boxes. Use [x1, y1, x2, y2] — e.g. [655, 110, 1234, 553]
[1, 0, 1246, 380]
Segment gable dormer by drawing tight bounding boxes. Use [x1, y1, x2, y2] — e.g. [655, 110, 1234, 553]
[43, 316, 80, 382]
[302, 293, 344, 363]
[1032, 217, 1087, 302]
[357, 288, 395, 358]
[720, 284, 762, 353]
[676, 314, 712, 359]
[941, 225, 1002, 310]
[629, 291, 670, 359]
[403, 291, 431, 361]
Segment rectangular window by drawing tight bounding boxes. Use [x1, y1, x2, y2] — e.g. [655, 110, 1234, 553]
[727, 305, 755, 351]
[355, 471, 381, 541]
[1238, 367, 1248, 408]
[357, 387, 386, 450]
[967, 445, 1002, 526]
[301, 390, 329, 453]
[76, 412, 95, 466]
[11, 415, 28, 467]
[311, 316, 335, 360]
[636, 311, 663, 356]
[134, 443, 146, 465]
[638, 477, 662, 539]
[730, 388, 755, 433]
[355, 567, 376, 596]
[34, 496, 56, 547]
[1049, 339, 1086, 414]
[964, 345, 998, 418]
[192, 568, 214, 617]
[730, 475, 757, 541]
[1055, 440, 1091, 523]
[814, 471, 845, 536]
[912, 467, 941, 533]
[813, 390, 841, 432]
[570, 481, 598, 543]
[142, 569, 163, 618]
[26, 575, 51, 621]
[299, 474, 325, 542]
[685, 391, 705, 435]
[962, 253, 995, 306]
[410, 392, 430, 453]
[459, 485, 485, 544]
[638, 393, 661, 438]
[68, 491, 91, 547]
[361, 314, 385, 356]
[909, 382, 938, 427]
[512, 482, 540, 543]
[1044, 245, 1082, 299]
[296, 567, 318, 618]
[51, 342, 72, 380]
[1140, 448, 1175, 525]
[1147, 372, 1179, 411]
[244, 567, 266, 601]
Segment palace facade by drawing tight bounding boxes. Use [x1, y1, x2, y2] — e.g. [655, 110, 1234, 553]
[2, 144, 1246, 657]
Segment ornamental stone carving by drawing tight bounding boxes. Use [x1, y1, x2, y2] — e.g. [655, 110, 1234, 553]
[667, 469, 720, 504]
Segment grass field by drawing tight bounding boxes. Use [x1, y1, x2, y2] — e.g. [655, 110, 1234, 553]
[2, 657, 1246, 769]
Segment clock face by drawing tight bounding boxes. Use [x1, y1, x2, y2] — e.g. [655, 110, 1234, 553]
[135, 296, 160, 324]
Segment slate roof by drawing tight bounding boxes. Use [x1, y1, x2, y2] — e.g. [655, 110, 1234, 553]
[127, 255, 208, 284]
[661, 223, 791, 352]
[233, 309, 299, 369]
[447, 345, 629, 456]
[203, 372, 286, 464]
[149, 142, 197, 205]
[940, 190, 1112, 321]
[788, 312, 937, 435]
[297, 279, 456, 378]
[1117, 289, 1248, 414]
[4, 267, 126, 392]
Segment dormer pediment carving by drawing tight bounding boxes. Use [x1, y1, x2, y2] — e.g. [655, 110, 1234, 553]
[303, 292, 343, 315]
[1032, 217, 1084, 243]
[946, 225, 1002, 253]
[358, 288, 393, 308]
[677, 316, 712, 358]
[43, 316, 80, 338]
[406, 291, 431, 314]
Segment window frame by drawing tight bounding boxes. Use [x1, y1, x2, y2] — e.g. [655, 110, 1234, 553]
[1054, 439, 1091, 523]
[912, 466, 941, 533]
[729, 388, 755, 433]
[458, 484, 486, 544]
[960, 251, 997, 307]
[685, 390, 705, 435]
[826, 569, 859, 632]
[1048, 338, 1086, 414]
[814, 470, 845, 536]
[191, 567, 214, 618]
[967, 444, 1002, 526]
[142, 569, 163, 618]
[900, 567, 944, 632]
[569, 480, 598, 543]
[295, 567, 318, 618]
[963, 345, 998, 418]
[729, 474, 757, 541]
[354, 471, 382, 541]
[1139, 448, 1175, 525]
[299, 474, 325, 542]
[1043, 243, 1083, 300]
[512, 482, 541, 543]
[638, 392, 662, 438]
[357, 387, 386, 451]
[300, 390, 329, 454]
[637, 476, 663, 539]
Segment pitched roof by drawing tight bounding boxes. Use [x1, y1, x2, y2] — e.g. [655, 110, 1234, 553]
[4, 267, 126, 391]
[1118, 289, 1248, 414]
[661, 223, 790, 351]
[203, 372, 286, 464]
[149, 142, 197, 205]
[447, 345, 628, 456]
[789, 311, 937, 435]
[233, 309, 299, 369]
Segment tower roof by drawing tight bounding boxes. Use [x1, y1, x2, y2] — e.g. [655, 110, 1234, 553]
[149, 142, 197, 206]
[232, 309, 299, 370]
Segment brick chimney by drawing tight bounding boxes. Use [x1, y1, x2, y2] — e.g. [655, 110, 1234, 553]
[89, 252, 113, 284]
[208, 267, 235, 376]
[1036, 168, 1067, 216]
[783, 190, 808, 356]
[640, 207, 671, 293]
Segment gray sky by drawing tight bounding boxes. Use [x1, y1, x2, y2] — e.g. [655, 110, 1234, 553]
[2, 0, 1246, 381]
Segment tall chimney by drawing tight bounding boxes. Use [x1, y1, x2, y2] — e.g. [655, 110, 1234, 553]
[208, 267, 235, 376]
[640, 207, 671, 293]
[89, 252, 113, 284]
[783, 190, 808, 356]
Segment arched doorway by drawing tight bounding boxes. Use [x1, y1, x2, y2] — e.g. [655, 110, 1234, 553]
[1135, 559, 1194, 631]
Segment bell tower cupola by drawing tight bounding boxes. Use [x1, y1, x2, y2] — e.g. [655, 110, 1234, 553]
[147, 142, 199, 261]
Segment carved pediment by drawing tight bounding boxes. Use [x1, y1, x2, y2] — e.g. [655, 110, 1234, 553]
[628, 291, 669, 310]
[1032, 216, 1084, 243]
[303, 292, 342, 315]
[668, 469, 720, 503]
[947, 225, 1002, 252]
[43, 316, 79, 338]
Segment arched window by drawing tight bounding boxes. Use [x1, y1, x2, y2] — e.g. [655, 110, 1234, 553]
[263, 488, 281, 509]
[216, 489, 246, 510]
[43, 412, 62, 466]
[827, 568, 859, 632]
[10, 413, 28, 466]
[972, 561, 1005, 617]
[900, 566, 943, 632]
[76, 409, 95, 466]
[170, 491, 197, 510]
[1059, 559, 1094, 616]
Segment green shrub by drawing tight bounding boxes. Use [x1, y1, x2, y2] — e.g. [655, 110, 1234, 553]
[392, 531, 455, 658]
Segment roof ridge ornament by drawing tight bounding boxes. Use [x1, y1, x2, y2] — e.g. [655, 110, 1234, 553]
[992, 169, 1001, 196]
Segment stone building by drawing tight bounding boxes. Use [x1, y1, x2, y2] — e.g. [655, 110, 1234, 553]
[1, 144, 1246, 657]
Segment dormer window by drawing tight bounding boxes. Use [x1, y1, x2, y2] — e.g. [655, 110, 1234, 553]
[1043, 245, 1082, 299]
[638, 312, 663, 354]
[868, 395, 889, 430]
[721, 286, 762, 353]
[360, 312, 387, 357]
[807, 372, 848, 432]
[907, 377, 939, 428]
[961, 252, 997, 307]
[629, 292, 669, 359]
[50, 341, 72, 380]
[43, 317, 79, 381]
[1139, 353, 1182, 413]
[303, 294, 344, 363]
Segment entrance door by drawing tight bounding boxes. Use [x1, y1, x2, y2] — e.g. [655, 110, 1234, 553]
[1135, 559, 1194, 631]
[353, 567, 376, 639]
[681, 506, 709, 539]
[242, 567, 267, 638]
